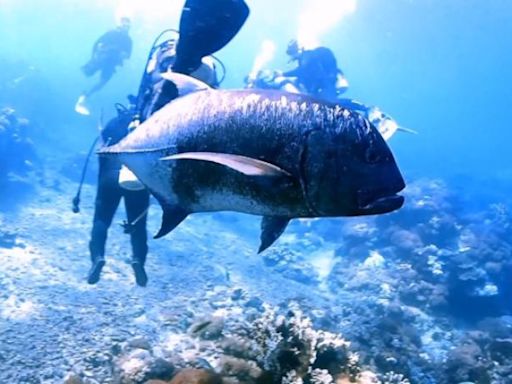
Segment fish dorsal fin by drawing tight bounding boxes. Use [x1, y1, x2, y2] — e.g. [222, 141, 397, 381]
[160, 152, 292, 177]
[160, 72, 211, 97]
[258, 216, 290, 253]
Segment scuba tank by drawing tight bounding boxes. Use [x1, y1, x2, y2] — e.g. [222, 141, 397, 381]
[118, 119, 145, 191]
[118, 30, 179, 192]
[119, 165, 145, 191]
[335, 70, 349, 96]
[118, 30, 226, 191]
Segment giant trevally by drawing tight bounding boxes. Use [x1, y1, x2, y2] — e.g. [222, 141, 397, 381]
[101, 74, 405, 252]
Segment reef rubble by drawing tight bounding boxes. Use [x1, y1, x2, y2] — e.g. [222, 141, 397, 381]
[1, 167, 512, 383]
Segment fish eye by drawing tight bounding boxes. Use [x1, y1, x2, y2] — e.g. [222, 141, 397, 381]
[365, 148, 381, 164]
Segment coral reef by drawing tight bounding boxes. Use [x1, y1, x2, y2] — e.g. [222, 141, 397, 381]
[2, 168, 512, 384]
[108, 301, 368, 384]
[0, 106, 36, 179]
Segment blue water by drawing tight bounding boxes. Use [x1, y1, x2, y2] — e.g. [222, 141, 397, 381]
[1, 1, 512, 383]
[2, 0, 510, 177]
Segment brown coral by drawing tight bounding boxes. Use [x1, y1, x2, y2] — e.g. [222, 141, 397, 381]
[168, 368, 223, 384]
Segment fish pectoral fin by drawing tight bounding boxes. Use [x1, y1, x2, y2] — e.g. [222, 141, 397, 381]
[160, 152, 292, 177]
[154, 204, 189, 239]
[258, 216, 290, 253]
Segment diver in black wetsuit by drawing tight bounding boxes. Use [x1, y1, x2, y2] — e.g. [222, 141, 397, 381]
[86, 47, 181, 288]
[87, 109, 150, 287]
[87, 23, 229, 288]
[86, 0, 249, 287]
[282, 39, 344, 102]
[76, 17, 133, 115]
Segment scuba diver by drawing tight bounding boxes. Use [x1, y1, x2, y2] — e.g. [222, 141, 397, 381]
[87, 106, 150, 286]
[84, 0, 249, 287]
[280, 39, 348, 102]
[86, 39, 220, 288]
[244, 39, 414, 141]
[75, 17, 133, 116]
[136, 36, 220, 118]
[145, 38, 219, 85]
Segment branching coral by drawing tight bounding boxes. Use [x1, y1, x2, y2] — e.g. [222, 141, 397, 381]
[247, 302, 357, 383]
[380, 371, 411, 384]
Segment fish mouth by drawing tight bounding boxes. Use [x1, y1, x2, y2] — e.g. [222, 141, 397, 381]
[357, 187, 405, 214]
[360, 194, 404, 213]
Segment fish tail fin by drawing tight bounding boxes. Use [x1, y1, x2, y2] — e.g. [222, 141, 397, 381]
[173, 0, 250, 74]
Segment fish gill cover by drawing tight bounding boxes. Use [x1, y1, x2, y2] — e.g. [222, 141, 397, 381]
[0, 0, 512, 383]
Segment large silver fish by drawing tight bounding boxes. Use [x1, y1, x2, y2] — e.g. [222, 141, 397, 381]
[101, 74, 405, 252]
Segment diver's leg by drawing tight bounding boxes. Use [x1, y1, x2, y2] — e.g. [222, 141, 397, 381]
[88, 159, 122, 284]
[124, 189, 150, 287]
[76, 66, 116, 115]
[318, 82, 339, 103]
[84, 65, 114, 98]
[76, 58, 103, 115]
[81, 58, 100, 77]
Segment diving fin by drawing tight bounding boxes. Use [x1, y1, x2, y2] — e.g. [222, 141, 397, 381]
[75, 95, 91, 116]
[154, 205, 189, 239]
[258, 216, 290, 253]
[160, 152, 292, 177]
[173, 0, 250, 74]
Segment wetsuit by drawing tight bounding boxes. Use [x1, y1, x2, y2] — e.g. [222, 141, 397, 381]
[88, 73, 185, 287]
[88, 111, 149, 286]
[82, 28, 132, 86]
[87, 0, 247, 285]
[283, 47, 339, 102]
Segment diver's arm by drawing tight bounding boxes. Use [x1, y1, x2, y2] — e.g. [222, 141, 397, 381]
[117, 36, 133, 64]
[125, 38, 133, 59]
[92, 38, 102, 55]
[282, 66, 301, 78]
[92, 36, 102, 51]
[92, 31, 112, 53]
[283, 53, 313, 78]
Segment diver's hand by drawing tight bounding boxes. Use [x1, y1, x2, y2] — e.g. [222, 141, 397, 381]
[244, 75, 254, 87]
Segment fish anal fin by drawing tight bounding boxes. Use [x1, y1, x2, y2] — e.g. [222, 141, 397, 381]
[258, 216, 290, 253]
[160, 152, 291, 177]
[154, 205, 189, 239]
